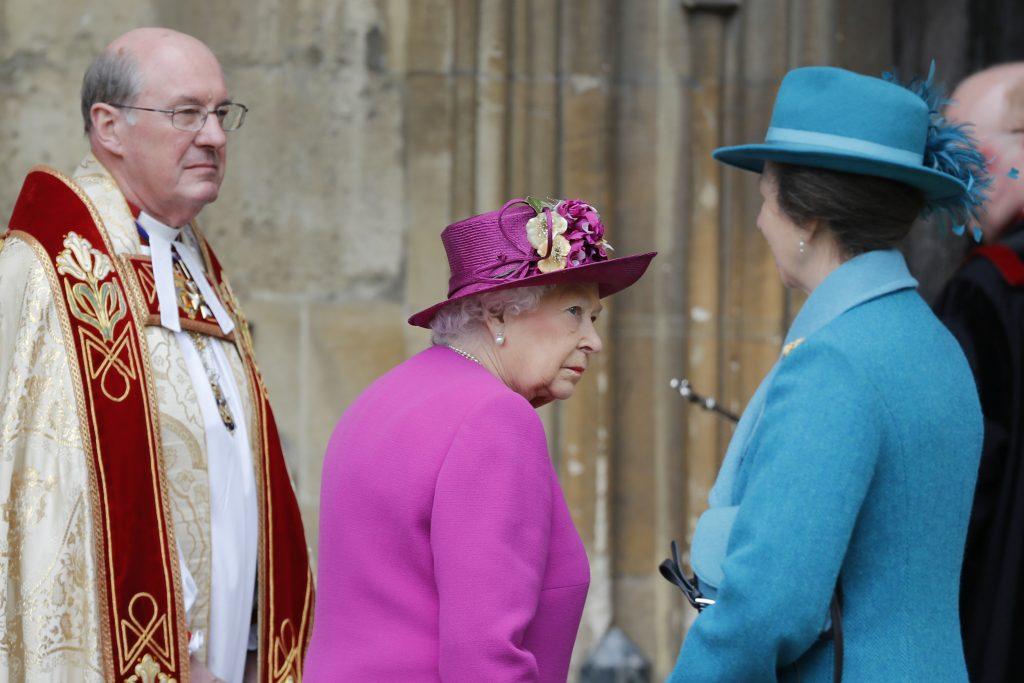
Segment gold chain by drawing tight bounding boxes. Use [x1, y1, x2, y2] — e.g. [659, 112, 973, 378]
[189, 332, 236, 432]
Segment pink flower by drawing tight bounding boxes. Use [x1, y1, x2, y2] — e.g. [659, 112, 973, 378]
[557, 199, 610, 266]
[557, 199, 591, 222]
[566, 238, 587, 267]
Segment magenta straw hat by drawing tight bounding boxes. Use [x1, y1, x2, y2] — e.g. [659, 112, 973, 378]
[408, 197, 657, 328]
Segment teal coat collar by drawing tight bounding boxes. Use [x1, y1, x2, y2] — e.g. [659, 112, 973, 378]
[708, 249, 917, 507]
[785, 249, 918, 346]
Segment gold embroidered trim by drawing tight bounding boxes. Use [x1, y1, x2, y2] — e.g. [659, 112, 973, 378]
[251, 358, 272, 679]
[297, 566, 314, 678]
[7, 229, 115, 677]
[261, 373, 277, 678]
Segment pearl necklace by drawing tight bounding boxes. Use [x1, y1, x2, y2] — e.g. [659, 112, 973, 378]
[446, 344, 482, 365]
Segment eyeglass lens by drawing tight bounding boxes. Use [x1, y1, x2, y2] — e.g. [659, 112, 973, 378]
[172, 104, 246, 132]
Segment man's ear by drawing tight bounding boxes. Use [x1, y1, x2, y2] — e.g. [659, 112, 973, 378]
[90, 103, 125, 156]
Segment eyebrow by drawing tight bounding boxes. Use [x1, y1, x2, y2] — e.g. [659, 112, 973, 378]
[169, 95, 234, 108]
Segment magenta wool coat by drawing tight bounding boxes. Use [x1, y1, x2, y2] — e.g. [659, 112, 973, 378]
[304, 345, 591, 682]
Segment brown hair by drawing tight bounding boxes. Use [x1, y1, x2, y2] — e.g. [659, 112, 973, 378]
[770, 162, 926, 257]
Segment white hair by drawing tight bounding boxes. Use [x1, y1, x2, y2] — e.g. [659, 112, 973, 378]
[430, 285, 554, 346]
[81, 50, 142, 133]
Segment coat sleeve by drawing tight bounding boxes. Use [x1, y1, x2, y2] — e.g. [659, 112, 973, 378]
[431, 390, 553, 682]
[669, 341, 883, 682]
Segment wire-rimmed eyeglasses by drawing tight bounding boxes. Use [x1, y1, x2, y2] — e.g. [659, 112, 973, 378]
[109, 102, 249, 132]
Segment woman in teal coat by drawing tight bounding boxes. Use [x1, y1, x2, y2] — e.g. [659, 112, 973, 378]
[668, 66, 988, 681]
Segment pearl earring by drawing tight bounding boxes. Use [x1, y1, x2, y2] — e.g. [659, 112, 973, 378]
[798, 239, 806, 254]
[495, 332, 505, 346]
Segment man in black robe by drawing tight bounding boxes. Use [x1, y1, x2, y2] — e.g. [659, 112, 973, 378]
[934, 63, 1024, 683]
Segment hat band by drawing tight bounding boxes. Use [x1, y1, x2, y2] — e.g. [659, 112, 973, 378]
[765, 127, 924, 166]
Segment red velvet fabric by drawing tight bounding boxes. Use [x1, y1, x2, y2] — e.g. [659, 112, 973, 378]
[972, 244, 1024, 287]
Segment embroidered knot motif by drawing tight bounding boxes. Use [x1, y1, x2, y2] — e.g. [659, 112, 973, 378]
[273, 619, 301, 683]
[121, 593, 176, 681]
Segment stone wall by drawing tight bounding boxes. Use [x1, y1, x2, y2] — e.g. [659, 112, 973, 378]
[2, 1, 967, 679]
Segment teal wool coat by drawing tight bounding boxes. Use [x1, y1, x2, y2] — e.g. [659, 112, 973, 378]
[669, 250, 982, 682]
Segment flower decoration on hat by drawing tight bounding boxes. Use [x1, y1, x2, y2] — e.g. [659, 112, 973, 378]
[558, 199, 613, 265]
[883, 61, 994, 241]
[523, 196, 613, 274]
[408, 195, 656, 328]
[525, 205, 571, 272]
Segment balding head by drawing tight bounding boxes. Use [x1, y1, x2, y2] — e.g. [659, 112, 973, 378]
[84, 28, 232, 226]
[81, 29, 222, 133]
[947, 63, 1024, 240]
[105, 28, 222, 80]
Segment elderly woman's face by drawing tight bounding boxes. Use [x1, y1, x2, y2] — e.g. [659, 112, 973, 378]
[499, 283, 604, 407]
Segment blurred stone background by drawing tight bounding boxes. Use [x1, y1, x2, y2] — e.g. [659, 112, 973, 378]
[1, 0, 1021, 679]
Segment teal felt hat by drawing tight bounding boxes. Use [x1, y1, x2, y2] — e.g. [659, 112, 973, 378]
[714, 66, 970, 201]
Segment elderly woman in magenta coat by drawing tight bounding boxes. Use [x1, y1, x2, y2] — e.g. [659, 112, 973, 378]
[303, 198, 655, 681]
[666, 67, 988, 682]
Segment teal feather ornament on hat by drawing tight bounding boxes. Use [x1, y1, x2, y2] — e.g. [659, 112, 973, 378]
[882, 61, 993, 241]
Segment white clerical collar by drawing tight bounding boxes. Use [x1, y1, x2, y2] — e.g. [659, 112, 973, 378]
[137, 211, 183, 244]
[138, 211, 235, 336]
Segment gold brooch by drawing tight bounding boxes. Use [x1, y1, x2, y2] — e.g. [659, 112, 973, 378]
[781, 338, 805, 357]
